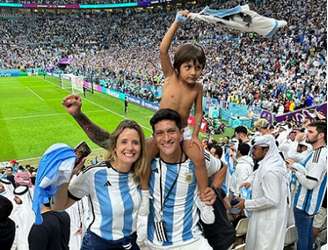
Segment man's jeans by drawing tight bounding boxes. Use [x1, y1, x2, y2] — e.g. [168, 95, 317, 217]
[81, 230, 140, 250]
[294, 207, 314, 250]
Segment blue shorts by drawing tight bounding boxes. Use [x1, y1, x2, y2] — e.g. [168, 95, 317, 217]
[81, 230, 140, 250]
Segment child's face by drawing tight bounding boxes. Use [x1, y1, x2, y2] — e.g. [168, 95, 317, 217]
[178, 60, 203, 85]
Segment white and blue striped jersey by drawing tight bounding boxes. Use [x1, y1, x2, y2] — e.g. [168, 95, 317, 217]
[147, 152, 221, 247]
[68, 161, 141, 240]
[293, 146, 327, 215]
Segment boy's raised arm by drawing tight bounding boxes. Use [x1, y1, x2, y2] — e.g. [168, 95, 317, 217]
[160, 10, 189, 78]
[62, 95, 112, 149]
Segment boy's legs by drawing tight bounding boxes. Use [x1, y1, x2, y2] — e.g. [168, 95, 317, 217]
[182, 136, 214, 224]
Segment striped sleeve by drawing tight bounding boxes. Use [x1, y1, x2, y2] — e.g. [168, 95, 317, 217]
[68, 171, 90, 200]
[204, 150, 222, 176]
[307, 148, 326, 182]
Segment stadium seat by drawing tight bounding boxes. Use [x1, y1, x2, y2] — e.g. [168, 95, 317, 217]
[284, 225, 298, 247]
[232, 243, 246, 250]
[235, 218, 249, 237]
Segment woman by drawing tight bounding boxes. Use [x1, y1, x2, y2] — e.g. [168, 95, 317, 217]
[53, 120, 148, 250]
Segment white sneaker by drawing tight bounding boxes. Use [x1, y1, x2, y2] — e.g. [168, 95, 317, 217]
[195, 196, 215, 224]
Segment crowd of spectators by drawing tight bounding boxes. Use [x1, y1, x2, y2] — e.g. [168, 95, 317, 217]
[0, 0, 326, 113]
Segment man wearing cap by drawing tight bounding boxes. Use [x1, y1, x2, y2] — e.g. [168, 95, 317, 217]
[287, 121, 327, 250]
[253, 118, 271, 136]
[234, 135, 289, 250]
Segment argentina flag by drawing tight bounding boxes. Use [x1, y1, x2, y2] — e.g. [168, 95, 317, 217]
[189, 5, 287, 38]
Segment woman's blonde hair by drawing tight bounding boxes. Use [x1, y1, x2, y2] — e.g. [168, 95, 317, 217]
[105, 120, 147, 184]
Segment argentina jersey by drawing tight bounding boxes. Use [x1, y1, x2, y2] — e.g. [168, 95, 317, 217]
[147, 151, 222, 247]
[68, 161, 141, 240]
[294, 147, 327, 215]
[148, 157, 203, 247]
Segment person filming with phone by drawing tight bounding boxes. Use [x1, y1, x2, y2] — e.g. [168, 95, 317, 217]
[52, 121, 148, 250]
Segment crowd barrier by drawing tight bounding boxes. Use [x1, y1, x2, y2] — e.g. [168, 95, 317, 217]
[79, 79, 160, 111]
[0, 69, 27, 77]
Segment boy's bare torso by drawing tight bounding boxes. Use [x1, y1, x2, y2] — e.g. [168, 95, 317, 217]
[160, 77, 200, 128]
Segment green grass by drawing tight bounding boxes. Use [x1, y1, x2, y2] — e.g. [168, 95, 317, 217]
[0, 75, 234, 162]
[0, 76, 153, 161]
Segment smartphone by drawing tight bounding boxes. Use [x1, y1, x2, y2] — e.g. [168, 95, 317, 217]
[74, 141, 91, 165]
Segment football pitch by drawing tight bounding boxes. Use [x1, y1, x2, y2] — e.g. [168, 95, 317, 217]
[0, 76, 154, 161]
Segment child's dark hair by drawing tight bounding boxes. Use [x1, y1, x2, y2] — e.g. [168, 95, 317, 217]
[173, 43, 206, 73]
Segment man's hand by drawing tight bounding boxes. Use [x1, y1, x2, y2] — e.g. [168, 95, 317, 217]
[295, 131, 305, 142]
[74, 227, 83, 235]
[62, 95, 82, 117]
[199, 187, 216, 205]
[286, 159, 295, 165]
[72, 157, 87, 176]
[286, 159, 296, 171]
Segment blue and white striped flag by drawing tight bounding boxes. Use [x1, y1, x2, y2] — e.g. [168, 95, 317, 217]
[32, 143, 76, 224]
[189, 5, 287, 38]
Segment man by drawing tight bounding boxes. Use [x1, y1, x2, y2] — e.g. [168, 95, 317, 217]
[230, 143, 254, 196]
[28, 199, 70, 250]
[234, 126, 250, 144]
[235, 135, 288, 250]
[12, 185, 35, 250]
[287, 121, 327, 250]
[0, 195, 16, 250]
[147, 109, 222, 249]
[253, 118, 271, 135]
[124, 96, 128, 114]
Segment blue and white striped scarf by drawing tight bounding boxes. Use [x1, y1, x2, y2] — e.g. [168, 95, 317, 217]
[32, 144, 76, 224]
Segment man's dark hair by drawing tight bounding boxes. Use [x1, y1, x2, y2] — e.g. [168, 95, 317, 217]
[150, 109, 182, 131]
[173, 43, 206, 73]
[234, 126, 248, 135]
[308, 120, 327, 143]
[238, 143, 251, 156]
[0, 195, 13, 221]
[212, 144, 223, 159]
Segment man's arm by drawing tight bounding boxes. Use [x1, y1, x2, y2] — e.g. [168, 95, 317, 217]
[244, 171, 281, 211]
[192, 85, 203, 139]
[211, 164, 227, 189]
[63, 95, 112, 149]
[160, 10, 189, 77]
